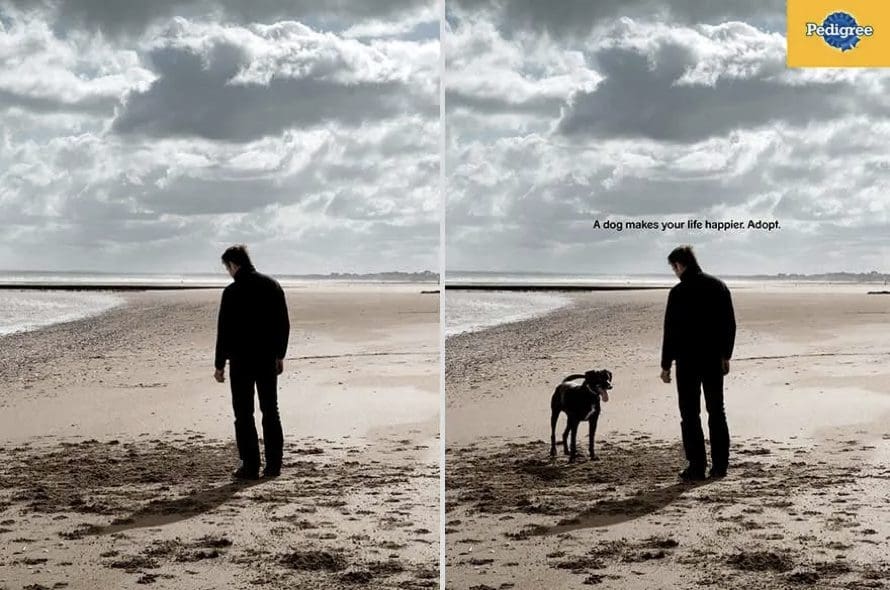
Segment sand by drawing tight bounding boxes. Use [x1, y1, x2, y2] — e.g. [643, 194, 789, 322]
[446, 286, 890, 590]
[0, 284, 440, 590]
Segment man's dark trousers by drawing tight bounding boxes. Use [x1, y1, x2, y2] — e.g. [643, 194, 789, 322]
[676, 358, 729, 472]
[230, 358, 283, 473]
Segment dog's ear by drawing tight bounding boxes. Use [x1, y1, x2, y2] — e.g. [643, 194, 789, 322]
[606, 370, 612, 382]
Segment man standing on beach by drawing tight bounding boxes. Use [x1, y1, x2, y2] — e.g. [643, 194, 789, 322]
[214, 245, 290, 480]
[660, 245, 736, 481]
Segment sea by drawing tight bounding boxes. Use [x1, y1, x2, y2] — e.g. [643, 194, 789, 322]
[0, 290, 125, 336]
[3, 270, 880, 339]
[444, 271, 671, 337]
[0, 270, 435, 337]
[443, 271, 886, 337]
[446, 271, 675, 288]
[445, 290, 573, 336]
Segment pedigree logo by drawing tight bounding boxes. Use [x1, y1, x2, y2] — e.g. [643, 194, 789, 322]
[805, 12, 873, 51]
[788, 0, 890, 67]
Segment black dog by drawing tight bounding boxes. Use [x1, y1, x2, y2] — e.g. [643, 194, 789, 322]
[550, 369, 613, 462]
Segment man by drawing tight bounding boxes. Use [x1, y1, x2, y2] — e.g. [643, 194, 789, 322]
[214, 245, 290, 480]
[660, 245, 735, 481]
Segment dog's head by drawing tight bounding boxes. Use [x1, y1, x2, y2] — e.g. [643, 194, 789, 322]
[584, 369, 613, 401]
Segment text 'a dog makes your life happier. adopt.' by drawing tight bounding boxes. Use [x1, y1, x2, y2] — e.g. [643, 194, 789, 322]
[592, 219, 782, 232]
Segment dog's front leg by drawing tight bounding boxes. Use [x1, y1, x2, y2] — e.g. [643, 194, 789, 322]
[588, 409, 601, 460]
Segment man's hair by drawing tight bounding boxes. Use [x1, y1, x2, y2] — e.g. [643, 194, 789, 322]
[221, 244, 253, 268]
[667, 245, 700, 269]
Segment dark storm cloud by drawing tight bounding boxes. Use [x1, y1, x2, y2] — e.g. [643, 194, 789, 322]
[12, 0, 433, 37]
[112, 43, 425, 142]
[449, 0, 784, 37]
[556, 46, 881, 142]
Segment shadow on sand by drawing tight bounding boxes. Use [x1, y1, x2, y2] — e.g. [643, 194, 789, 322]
[539, 479, 712, 535]
[90, 478, 269, 536]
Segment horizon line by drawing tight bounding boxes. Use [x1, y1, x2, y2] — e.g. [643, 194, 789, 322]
[0, 269, 439, 277]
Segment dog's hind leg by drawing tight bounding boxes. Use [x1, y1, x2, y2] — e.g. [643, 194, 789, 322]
[550, 409, 559, 457]
[562, 423, 571, 456]
[568, 419, 580, 463]
[588, 408, 601, 460]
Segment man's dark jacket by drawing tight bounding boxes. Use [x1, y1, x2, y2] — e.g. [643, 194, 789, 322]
[215, 265, 290, 371]
[661, 268, 736, 371]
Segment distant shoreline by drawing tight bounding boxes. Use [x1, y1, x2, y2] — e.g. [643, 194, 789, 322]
[449, 270, 890, 282]
[446, 279, 890, 291]
[0, 280, 438, 292]
[0, 284, 220, 291]
[445, 283, 669, 291]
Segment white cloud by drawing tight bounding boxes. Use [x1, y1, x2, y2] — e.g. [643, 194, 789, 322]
[341, 4, 438, 39]
[0, 8, 153, 113]
[445, 7, 890, 275]
[0, 5, 439, 273]
[446, 18, 601, 116]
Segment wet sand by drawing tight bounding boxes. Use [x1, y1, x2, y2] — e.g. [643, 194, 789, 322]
[446, 286, 890, 589]
[0, 285, 439, 589]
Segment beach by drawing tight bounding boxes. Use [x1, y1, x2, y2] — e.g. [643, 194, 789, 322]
[0, 284, 440, 589]
[446, 286, 890, 589]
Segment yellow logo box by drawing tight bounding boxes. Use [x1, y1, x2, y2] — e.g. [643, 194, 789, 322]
[787, 0, 890, 67]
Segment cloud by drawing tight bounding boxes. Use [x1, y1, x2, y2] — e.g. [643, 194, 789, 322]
[447, 116, 890, 273]
[112, 20, 437, 141]
[8, 0, 435, 37]
[557, 20, 890, 142]
[445, 7, 890, 274]
[0, 4, 439, 274]
[449, 0, 784, 38]
[445, 17, 600, 118]
[0, 9, 153, 115]
[1, 107, 439, 272]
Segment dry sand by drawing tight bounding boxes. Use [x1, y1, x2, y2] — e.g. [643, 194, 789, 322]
[0, 284, 439, 590]
[446, 286, 890, 590]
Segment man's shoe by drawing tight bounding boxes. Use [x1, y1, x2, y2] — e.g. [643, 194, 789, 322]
[263, 467, 281, 479]
[232, 466, 260, 480]
[679, 466, 706, 481]
[709, 467, 728, 479]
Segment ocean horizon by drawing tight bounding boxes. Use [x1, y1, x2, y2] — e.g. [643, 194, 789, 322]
[0, 270, 438, 337]
[444, 272, 890, 337]
[0, 270, 438, 289]
[446, 270, 890, 288]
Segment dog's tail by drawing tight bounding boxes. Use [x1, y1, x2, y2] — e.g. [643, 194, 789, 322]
[562, 374, 586, 383]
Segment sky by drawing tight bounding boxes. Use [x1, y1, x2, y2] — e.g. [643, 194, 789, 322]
[445, 0, 890, 275]
[0, 0, 439, 274]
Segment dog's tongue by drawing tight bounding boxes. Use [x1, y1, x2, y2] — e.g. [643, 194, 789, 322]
[600, 389, 609, 403]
